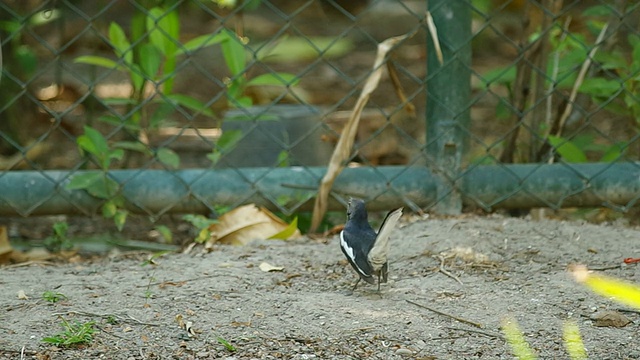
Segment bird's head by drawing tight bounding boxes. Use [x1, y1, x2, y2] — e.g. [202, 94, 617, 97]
[347, 198, 368, 222]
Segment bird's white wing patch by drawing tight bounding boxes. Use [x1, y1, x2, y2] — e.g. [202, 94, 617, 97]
[340, 230, 368, 277]
[368, 207, 403, 271]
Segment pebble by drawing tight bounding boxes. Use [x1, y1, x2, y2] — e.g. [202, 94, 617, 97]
[395, 348, 413, 356]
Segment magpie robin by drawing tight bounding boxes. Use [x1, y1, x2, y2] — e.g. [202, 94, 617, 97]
[340, 198, 403, 292]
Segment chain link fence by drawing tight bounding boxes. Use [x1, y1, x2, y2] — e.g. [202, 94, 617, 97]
[1, 0, 639, 232]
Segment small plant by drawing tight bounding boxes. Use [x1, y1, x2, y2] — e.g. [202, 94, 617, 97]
[66, 126, 128, 231]
[43, 221, 72, 253]
[182, 214, 219, 243]
[42, 290, 67, 303]
[478, 4, 632, 163]
[217, 336, 237, 352]
[74, 6, 218, 143]
[42, 318, 96, 347]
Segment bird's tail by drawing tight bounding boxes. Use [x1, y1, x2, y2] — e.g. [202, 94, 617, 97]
[367, 207, 403, 272]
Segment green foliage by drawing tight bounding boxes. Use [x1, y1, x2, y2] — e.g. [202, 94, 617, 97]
[43, 221, 73, 253]
[217, 29, 299, 109]
[66, 126, 128, 231]
[580, 34, 640, 124]
[42, 318, 96, 347]
[74, 5, 216, 157]
[478, 5, 636, 162]
[42, 290, 67, 303]
[182, 214, 218, 243]
[207, 129, 243, 165]
[217, 336, 237, 352]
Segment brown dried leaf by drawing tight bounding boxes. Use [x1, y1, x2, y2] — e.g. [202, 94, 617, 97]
[310, 30, 417, 231]
[590, 310, 631, 328]
[207, 204, 301, 246]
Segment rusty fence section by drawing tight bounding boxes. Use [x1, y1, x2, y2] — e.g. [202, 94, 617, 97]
[0, 0, 639, 229]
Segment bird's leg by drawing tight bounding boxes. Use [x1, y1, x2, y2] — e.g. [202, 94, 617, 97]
[376, 273, 381, 292]
[351, 278, 361, 292]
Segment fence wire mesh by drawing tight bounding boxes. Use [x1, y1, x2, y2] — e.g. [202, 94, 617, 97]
[1, 0, 639, 230]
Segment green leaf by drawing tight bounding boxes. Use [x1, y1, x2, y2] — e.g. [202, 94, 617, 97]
[600, 143, 625, 162]
[268, 216, 298, 240]
[480, 65, 516, 87]
[582, 5, 613, 17]
[146, 7, 180, 56]
[221, 29, 247, 77]
[176, 32, 226, 56]
[594, 51, 628, 71]
[86, 177, 120, 199]
[154, 225, 173, 243]
[52, 222, 68, 238]
[109, 22, 132, 65]
[254, 36, 354, 63]
[102, 200, 117, 218]
[113, 141, 150, 153]
[547, 135, 587, 163]
[66, 172, 102, 190]
[579, 78, 621, 98]
[109, 149, 125, 162]
[246, 73, 299, 87]
[78, 126, 110, 159]
[277, 150, 288, 167]
[156, 148, 180, 169]
[165, 94, 214, 117]
[129, 64, 146, 94]
[114, 209, 128, 231]
[182, 214, 217, 228]
[139, 43, 162, 79]
[216, 129, 242, 151]
[74, 55, 122, 70]
[228, 95, 253, 109]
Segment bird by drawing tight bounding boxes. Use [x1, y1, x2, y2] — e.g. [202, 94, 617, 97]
[339, 198, 403, 292]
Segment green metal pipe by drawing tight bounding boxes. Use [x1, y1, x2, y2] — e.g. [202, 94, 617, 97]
[426, 0, 472, 214]
[461, 162, 640, 210]
[0, 163, 638, 217]
[0, 166, 437, 216]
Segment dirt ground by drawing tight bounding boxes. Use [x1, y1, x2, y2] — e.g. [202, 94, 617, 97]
[2, 214, 640, 359]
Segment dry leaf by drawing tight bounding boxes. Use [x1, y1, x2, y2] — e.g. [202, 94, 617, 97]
[590, 310, 631, 328]
[17, 290, 28, 300]
[310, 30, 417, 231]
[259, 262, 284, 272]
[207, 204, 301, 246]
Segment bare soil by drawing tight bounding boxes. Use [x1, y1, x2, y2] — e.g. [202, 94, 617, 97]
[2, 215, 640, 359]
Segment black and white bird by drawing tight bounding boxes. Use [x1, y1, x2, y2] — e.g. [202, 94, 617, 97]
[340, 198, 403, 292]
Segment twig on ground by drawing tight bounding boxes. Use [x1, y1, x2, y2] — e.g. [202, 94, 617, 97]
[445, 326, 505, 340]
[406, 299, 483, 328]
[437, 256, 463, 285]
[50, 310, 160, 326]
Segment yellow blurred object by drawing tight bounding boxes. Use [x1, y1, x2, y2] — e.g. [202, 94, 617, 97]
[570, 264, 640, 310]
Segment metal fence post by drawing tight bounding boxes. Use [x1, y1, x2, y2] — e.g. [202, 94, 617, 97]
[426, 0, 471, 214]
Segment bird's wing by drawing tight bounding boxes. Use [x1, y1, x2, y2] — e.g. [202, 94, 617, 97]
[367, 207, 403, 272]
[340, 230, 375, 284]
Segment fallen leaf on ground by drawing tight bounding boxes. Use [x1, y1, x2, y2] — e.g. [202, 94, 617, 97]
[207, 204, 301, 246]
[259, 262, 284, 272]
[590, 310, 631, 328]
